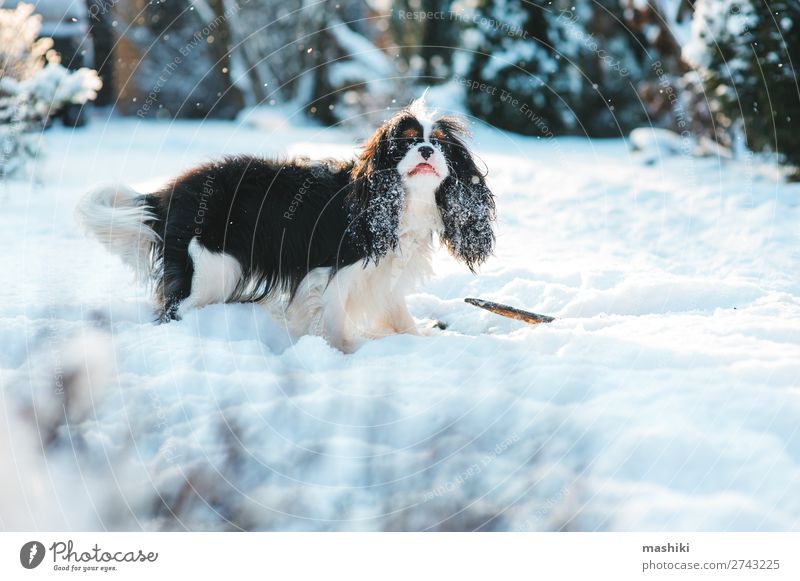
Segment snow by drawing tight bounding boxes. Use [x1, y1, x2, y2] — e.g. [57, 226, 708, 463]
[1, 109, 799, 531]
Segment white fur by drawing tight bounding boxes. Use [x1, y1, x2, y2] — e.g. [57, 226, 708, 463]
[408, 94, 436, 134]
[177, 238, 243, 318]
[286, 244, 436, 353]
[280, 156, 444, 352]
[75, 184, 159, 281]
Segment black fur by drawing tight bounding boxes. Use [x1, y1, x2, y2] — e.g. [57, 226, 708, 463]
[433, 117, 496, 271]
[143, 156, 363, 320]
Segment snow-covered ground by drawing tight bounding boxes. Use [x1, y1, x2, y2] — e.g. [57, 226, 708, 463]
[2, 107, 799, 531]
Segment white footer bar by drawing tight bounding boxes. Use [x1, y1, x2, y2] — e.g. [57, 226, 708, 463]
[1, 533, 796, 580]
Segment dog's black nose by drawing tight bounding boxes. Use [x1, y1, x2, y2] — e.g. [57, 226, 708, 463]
[418, 145, 434, 160]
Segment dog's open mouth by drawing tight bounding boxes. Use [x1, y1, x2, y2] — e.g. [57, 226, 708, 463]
[409, 163, 439, 177]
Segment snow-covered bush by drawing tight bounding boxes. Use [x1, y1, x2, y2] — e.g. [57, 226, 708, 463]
[0, 3, 51, 179]
[0, 2, 53, 79]
[685, 0, 800, 176]
[0, 3, 102, 179]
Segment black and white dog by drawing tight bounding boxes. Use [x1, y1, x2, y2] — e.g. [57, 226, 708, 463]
[77, 99, 495, 351]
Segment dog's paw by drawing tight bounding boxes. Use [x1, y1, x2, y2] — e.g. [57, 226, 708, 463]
[413, 320, 447, 336]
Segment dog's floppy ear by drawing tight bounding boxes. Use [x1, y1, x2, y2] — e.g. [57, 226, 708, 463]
[347, 119, 405, 263]
[435, 117, 496, 271]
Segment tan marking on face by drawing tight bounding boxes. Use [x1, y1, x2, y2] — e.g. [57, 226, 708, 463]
[430, 128, 446, 141]
[402, 128, 420, 140]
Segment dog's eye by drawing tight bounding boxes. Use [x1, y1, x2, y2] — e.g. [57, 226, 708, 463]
[430, 129, 446, 142]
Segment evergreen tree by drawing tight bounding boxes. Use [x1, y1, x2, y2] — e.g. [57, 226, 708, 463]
[687, 0, 800, 175]
[462, 0, 650, 137]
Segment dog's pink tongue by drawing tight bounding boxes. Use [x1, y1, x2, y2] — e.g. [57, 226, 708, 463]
[412, 163, 436, 175]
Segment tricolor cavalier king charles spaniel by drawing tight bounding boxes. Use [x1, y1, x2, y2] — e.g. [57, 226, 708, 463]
[78, 99, 495, 351]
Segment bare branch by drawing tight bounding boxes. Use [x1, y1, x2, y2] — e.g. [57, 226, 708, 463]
[465, 298, 555, 325]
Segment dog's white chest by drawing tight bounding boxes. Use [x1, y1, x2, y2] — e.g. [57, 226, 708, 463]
[399, 177, 443, 240]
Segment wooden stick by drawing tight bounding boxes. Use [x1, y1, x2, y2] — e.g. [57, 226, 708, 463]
[465, 297, 555, 325]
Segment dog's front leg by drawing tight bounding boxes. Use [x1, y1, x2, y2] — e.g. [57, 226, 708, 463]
[387, 298, 419, 335]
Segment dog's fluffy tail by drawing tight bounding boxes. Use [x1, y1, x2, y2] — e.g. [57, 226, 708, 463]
[75, 184, 160, 281]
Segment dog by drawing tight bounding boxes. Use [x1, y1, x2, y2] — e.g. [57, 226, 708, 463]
[77, 99, 495, 351]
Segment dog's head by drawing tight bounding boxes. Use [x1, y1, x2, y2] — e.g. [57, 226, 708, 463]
[349, 98, 495, 270]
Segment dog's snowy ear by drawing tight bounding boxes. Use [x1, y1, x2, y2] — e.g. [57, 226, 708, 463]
[435, 117, 496, 271]
[347, 120, 405, 263]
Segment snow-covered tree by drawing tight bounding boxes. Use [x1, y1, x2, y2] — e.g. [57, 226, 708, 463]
[460, 0, 654, 137]
[112, 0, 244, 119]
[685, 0, 800, 172]
[685, 0, 800, 175]
[229, 0, 398, 127]
[113, 0, 398, 125]
[1, 3, 102, 179]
